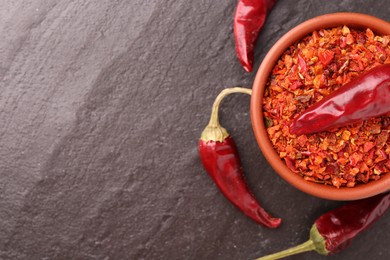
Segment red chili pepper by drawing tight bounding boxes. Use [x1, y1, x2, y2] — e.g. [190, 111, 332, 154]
[290, 64, 390, 135]
[199, 87, 281, 228]
[234, 0, 277, 72]
[257, 192, 390, 259]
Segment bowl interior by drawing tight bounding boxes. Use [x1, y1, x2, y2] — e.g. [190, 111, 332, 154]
[250, 12, 390, 200]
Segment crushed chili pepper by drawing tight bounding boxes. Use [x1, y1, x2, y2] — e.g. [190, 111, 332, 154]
[263, 26, 390, 188]
[199, 87, 281, 227]
[234, 0, 277, 72]
[256, 191, 390, 259]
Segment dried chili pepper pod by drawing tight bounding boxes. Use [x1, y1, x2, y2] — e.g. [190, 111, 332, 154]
[234, 0, 277, 72]
[199, 87, 281, 228]
[256, 192, 390, 259]
[290, 64, 390, 135]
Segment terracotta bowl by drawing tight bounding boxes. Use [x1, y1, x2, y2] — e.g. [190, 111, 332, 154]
[250, 12, 390, 201]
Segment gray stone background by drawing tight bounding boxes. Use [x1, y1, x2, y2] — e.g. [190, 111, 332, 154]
[0, 0, 389, 259]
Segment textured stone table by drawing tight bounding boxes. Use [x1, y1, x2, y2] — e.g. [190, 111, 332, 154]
[0, 1, 389, 259]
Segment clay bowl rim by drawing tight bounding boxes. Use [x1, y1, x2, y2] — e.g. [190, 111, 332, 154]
[250, 12, 390, 201]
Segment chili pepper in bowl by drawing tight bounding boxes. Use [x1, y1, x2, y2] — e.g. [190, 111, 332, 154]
[199, 87, 281, 228]
[256, 191, 390, 259]
[290, 64, 390, 135]
[234, 0, 277, 72]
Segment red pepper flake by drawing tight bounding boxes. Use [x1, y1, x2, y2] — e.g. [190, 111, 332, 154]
[349, 152, 363, 167]
[364, 141, 375, 152]
[346, 33, 355, 45]
[285, 156, 298, 173]
[297, 135, 308, 147]
[263, 26, 390, 188]
[366, 28, 375, 41]
[298, 54, 308, 73]
[318, 49, 334, 66]
[376, 130, 389, 148]
[290, 80, 303, 90]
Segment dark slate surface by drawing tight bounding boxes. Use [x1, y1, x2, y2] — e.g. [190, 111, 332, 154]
[0, 0, 389, 259]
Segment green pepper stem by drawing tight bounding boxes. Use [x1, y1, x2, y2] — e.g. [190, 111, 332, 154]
[255, 240, 316, 260]
[255, 225, 329, 260]
[208, 87, 252, 127]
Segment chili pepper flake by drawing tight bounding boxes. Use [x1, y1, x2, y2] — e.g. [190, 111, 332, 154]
[263, 26, 390, 188]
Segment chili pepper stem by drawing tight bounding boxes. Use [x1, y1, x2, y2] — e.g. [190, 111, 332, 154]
[201, 87, 252, 142]
[256, 225, 328, 260]
[256, 240, 315, 260]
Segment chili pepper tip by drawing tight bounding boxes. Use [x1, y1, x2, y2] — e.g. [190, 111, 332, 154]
[235, 52, 253, 72]
[242, 62, 252, 73]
